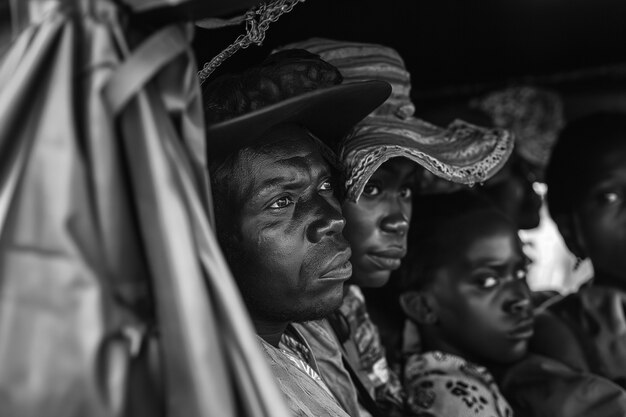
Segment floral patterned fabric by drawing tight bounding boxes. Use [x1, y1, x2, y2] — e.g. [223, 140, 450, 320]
[338, 285, 406, 415]
[404, 351, 512, 417]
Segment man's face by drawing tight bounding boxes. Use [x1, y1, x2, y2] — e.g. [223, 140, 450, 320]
[341, 158, 416, 288]
[574, 140, 626, 284]
[228, 124, 352, 323]
[428, 213, 533, 365]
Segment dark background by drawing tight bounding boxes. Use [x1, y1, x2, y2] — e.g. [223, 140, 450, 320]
[193, 0, 626, 116]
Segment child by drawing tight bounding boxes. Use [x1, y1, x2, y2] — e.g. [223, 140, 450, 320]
[400, 190, 626, 417]
[539, 112, 626, 384]
[399, 191, 527, 417]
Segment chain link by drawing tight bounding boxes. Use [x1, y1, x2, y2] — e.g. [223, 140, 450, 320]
[198, 0, 306, 84]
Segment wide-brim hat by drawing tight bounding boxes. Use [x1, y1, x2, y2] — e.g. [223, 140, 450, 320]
[205, 81, 391, 160]
[203, 49, 391, 161]
[341, 116, 512, 202]
[275, 38, 514, 202]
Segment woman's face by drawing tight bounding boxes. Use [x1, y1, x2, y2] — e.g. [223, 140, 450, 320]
[341, 158, 416, 288]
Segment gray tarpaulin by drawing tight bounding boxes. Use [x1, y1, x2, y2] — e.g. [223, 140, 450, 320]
[0, 1, 289, 416]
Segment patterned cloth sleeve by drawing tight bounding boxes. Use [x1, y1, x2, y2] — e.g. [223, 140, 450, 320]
[404, 351, 513, 417]
[339, 285, 406, 415]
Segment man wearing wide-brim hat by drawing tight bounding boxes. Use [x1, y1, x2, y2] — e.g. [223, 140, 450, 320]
[202, 49, 391, 417]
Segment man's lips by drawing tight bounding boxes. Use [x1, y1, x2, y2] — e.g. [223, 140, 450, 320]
[367, 247, 407, 271]
[507, 319, 534, 340]
[320, 248, 353, 281]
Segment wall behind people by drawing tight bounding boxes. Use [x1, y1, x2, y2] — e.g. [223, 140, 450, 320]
[193, 0, 626, 100]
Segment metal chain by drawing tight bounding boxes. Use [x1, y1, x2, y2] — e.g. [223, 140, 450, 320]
[198, 0, 306, 84]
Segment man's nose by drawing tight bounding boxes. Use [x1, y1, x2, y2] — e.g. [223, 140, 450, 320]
[306, 197, 346, 243]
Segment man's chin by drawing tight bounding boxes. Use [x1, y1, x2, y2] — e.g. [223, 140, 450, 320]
[290, 292, 346, 322]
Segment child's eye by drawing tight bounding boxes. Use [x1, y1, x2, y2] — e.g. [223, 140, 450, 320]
[478, 276, 499, 289]
[363, 184, 381, 197]
[319, 179, 334, 192]
[400, 186, 412, 199]
[269, 196, 294, 209]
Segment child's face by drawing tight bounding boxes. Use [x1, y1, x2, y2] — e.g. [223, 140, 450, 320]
[342, 158, 416, 288]
[574, 140, 626, 283]
[428, 213, 533, 364]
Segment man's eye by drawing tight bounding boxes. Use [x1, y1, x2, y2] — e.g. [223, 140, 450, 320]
[319, 180, 334, 192]
[269, 197, 293, 209]
[478, 276, 498, 289]
[363, 184, 380, 197]
[400, 186, 412, 199]
[516, 268, 527, 281]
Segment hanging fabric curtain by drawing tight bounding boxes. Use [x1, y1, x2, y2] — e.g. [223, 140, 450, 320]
[0, 1, 289, 416]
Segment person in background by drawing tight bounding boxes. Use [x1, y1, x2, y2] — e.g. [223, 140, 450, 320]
[473, 87, 593, 293]
[276, 38, 513, 417]
[425, 87, 590, 294]
[202, 49, 390, 417]
[399, 190, 626, 417]
[535, 112, 626, 386]
[471, 86, 564, 230]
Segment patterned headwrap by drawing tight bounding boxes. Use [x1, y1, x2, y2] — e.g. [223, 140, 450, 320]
[275, 38, 514, 202]
[472, 86, 565, 169]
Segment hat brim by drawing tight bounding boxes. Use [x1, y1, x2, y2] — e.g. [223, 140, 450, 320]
[206, 80, 391, 160]
[341, 117, 515, 202]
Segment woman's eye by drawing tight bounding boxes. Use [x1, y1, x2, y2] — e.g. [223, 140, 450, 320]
[363, 184, 381, 197]
[478, 276, 499, 289]
[516, 269, 527, 281]
[400, 186, 412, 199]
[269, 197, 293, 209]
[319, 180, 334, 192]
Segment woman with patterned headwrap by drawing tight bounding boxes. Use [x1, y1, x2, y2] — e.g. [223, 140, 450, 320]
[275, 38, 513, 417]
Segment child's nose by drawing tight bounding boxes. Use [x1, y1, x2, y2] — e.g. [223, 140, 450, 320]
[503, 278, 532, 316]
[506, 297, 532, 316]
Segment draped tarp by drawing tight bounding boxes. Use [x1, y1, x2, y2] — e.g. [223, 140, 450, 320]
[0, 1, 289, 416]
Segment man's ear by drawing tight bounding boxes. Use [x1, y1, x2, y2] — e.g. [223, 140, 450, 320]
[400, 291, 437, 325]
[553, 213, 587, 259]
